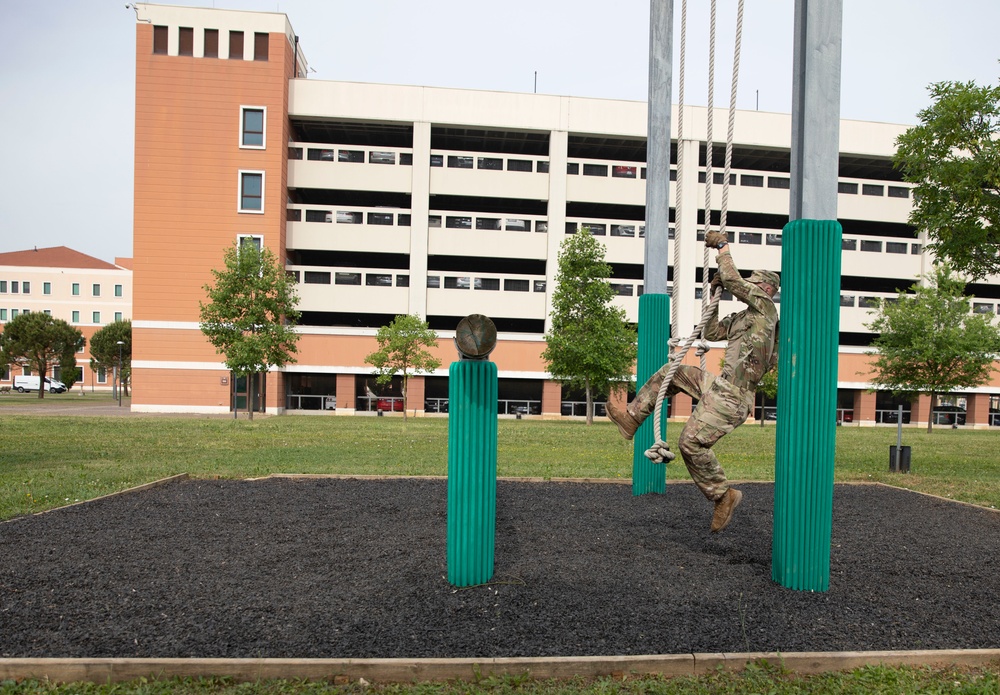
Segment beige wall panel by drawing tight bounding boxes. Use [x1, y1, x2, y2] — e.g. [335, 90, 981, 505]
[286, 224, 412, 255]
[426, 229, 547, 261]
[288, 160, 413, 193]
[429, 168, 549, 201]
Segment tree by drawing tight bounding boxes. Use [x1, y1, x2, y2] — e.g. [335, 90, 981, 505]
[0, 313, 84, 399]
[364, 314, 441, 421]
[865, 264, 1000, 433]
[894, 77, 1000, 280]
[90, 320, 132, 396]
[543, 230, 637, 424]
[200, 240, 301, 420]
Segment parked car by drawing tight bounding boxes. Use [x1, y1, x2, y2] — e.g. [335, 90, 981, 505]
[13, 376, 67, 393]
[376, 398, 403, 412]
[934, 405, 966, 426]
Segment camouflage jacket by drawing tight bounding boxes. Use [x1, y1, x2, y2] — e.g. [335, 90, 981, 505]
[704, 249, 779, 391]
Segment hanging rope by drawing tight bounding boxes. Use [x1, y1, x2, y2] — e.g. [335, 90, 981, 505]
[646, 0, 745, 464]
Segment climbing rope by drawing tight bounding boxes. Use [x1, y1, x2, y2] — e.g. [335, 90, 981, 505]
[646, 0, 745, 463]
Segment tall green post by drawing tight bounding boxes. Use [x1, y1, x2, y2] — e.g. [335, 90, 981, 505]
[447, 359, 498, 587]
[773, 219, 842, 592]
[632, 293, 671, 495]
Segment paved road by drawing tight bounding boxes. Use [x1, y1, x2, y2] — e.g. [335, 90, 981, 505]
[0, 395, 135, 416]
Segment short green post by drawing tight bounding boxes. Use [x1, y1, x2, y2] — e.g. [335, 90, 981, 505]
[447, 359, 498, 587]
[773, 219, 842, 592]
[632, 293, 671, 495]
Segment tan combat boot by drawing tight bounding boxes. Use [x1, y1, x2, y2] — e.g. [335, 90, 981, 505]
[710, 487, 743, 533]
[606, 400, 641, 440]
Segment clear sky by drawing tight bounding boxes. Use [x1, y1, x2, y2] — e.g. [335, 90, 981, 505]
[1, 0, 998, 263]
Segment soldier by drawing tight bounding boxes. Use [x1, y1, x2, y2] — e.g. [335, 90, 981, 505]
[607, 230, 779, 533]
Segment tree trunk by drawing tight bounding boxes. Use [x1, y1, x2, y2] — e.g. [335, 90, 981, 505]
[585, 378, 593, 425]
[37, 364, 46, 399]
[926, 391, 935, 434]
[402, 374, 408, 423]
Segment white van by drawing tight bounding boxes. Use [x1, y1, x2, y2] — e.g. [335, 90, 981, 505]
[13, 375, 68, 393]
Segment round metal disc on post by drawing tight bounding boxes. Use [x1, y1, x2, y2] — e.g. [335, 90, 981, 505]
[454, 314, 497, 360]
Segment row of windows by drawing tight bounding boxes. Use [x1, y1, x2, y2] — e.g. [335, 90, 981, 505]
[0, 281, 124, 297]
[152, 26, 268, 61]
[0, 308, 123, 323]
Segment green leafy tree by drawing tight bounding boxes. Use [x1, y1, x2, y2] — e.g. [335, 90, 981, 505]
[364, 314, 441, 421]
[90, 320, 132, 396]
[60, 366, 81, 390]
[894, 77, 1000, 279]
[543, 230, 637, 424]
[0, 313, 84, 399]
[865, 264, 1000, 433]
[199, 240, 301, 420]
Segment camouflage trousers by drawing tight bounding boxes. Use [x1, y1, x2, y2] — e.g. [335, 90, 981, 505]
[629, 364, 754, 501]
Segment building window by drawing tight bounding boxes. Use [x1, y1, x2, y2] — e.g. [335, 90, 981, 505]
[886, 242, 907, 254]
[21, 281, 29, 294]
[253, 32, 268, 61]
[610, 283, 634, 297]
[204, 29, 219, 57]
[178, 27, 194, 56]
[973, 303, 994, 315]
[366, 274, 393, 287]
[840, 295, 855, 307]
[911, 243, 922, 255]
[537, 161, 550, 173]
[239, 171, 264, 212]
[368, 212, 394, 226]
[397, 214, 411, 226]
[427, 276, 440, 288]
[0, 309, 6, 321]
[505, 279, 529, 292]
[153, 26, 168, 54]
[97, 367, 108, 384]
[533, 280, 546, 292]
[842, 238, 857, 251]
[859, 297, 880, 308]
[336, 211, 362, 224]
[399, 153, 413, 165]
[338, 150, 364, 163]
[582, 163, 608, 177]
[43, 282, 51, 295]
[10, 310, 18, 319]
[613, 165, 637, 179]
[0, 365, 8, 381]
[288, 147, 303, 160]
[447, 155, 473, 169]
[476, 218, 501, 231]
[430, 154, 443, 167]
[862, 184, 884, 196]
[768, 177, 790, 189]
[304, 271, 331, 284]
[766, 233, 782, 246]
[741, 175, 764, 187]
[11, 281, 18, 294]
[91, 283, 100, 297]
[610, 225, 635, 238]
[229, 31, 244, 59]
[369, 151, 396, 165]
[92, 311, 101, 324]
[887, 186, 910, 199]
[838, 182, 858, 194]
[446, 216, 472, 229]
[477, 157, 502, 170]
[444, 276, 471, 289]
[739, 232, 762, 245]
[396, 275, 409, 287]
[0, 281, 5, 293]
[115, 284, 123, 297]
[860, 240, 882, 253]
[72, 310, 79, 323]
[567, 162, 579, 175]
[474, 278, 501, 291]
[237, 234, 263, 252]
[240, 107, 265, 148]
[334, 272, 361, 286]
[71, 283, 80, 296]
[507, 159, 533, 172]
[115, 312, 123, 322]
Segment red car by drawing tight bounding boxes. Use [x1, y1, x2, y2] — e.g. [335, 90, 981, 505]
[376, 398, 403, 412]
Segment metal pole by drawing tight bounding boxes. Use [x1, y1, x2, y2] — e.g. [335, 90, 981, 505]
[116, 341, 125, 407]
[643, 0, 674, 292]
[896, 405, 903, 470]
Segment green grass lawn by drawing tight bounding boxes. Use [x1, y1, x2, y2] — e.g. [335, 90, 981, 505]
[2, 413, 999, 520]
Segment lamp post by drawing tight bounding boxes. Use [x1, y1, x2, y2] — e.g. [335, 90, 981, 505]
[116, 341, 125, 407]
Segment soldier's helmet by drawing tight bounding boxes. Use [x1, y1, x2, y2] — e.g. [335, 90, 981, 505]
[748, 269, 780, 290]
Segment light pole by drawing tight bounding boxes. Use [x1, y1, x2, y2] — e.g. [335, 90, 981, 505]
[116, 341, 125, 407]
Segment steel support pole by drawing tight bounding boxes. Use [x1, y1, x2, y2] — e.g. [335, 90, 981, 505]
[774, 0, 843, 592]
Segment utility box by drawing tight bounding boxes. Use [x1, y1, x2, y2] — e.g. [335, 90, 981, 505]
[889, 445, 911, 473]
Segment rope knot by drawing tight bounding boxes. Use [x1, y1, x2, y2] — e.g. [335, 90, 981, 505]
[644, 441, 676, 464]
[694, 339, 711, 357]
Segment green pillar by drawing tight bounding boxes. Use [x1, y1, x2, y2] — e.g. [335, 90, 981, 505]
[632, 293, 671, 495]
[447, 360, 498, 587]
[773, 219, 842, 592]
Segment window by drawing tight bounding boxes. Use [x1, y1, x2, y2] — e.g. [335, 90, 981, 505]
[613, 165, 637, 179]
[768, 177, 790, 189]
[973, 303, 994, 315]
[887, 186, 910, 199]
[308, 148, 334, 161]
[766, 233, 782, 246]
[0, 309, 6, 320]
[397, 214, 411, 226]
[582, 163, 608, 177]
[427, 276, 440, 288]
[585, 224, 606, 236]
[338, 150, 364, 163]
[860, 240, 882, 252]
[504, 279, 529, 292]
[305, 210, 329, 223]
[430, 154, 443, 167]
[97, 368, 108, 385]
[369, 151, 396, 165]
[238, 234, 263, 252]
[229, 31, 244, 59]
[533, 280, 546, 292]
[886, 242, 907, 254]
[286, 270, 300, 282]
[911, 243, 922, 255]
[862, 184, 884, 196]
[153, 25, 168, 54]
[115, 284, 123, 297]
[859, 297, 880, 308]
[611, 225, 635, 237]
[91, 283, 100, 297]
[115, 312, 123, 322]
[739, 232, 762, 245]
[253, 32, 268, 61]
[304, 271, 334, 285]
[21, 281, 29, 294]
[610, 283, 634, 296]
[838, 182, 858, 194]
[366, 274, 393, 286]
[446, 216, 472, 229]
[10, 310, 18, 319]
[178, 27, 193, 56]
[240, 107, 265, 148]
[396, 275, 409, 287]
[741, 175, 764, 187]
[11, 281, 17, 294]
[44, 282, 51, 295]
[428, 215, 442, 228]
[444, 276, 470, 289]
[565, 222, 578, 234]
[239, 171, 264, 212]
[505, 219, 530, 233]
[840, 295, 855, 307]
[0, 281, 5, 292]
[288, 147, 303, 160]
[475, 218, 501, 231]
[477, 157, 502, 170]
[399, 153, 413, 166]
[71, 310, 79, 323]
[475, 278, 501, 291]
[92, 311, 101, 324]
[334, 272, 361, 285]
[336, 211, 362, 224]
[448, 155, 473, 169]
[507, 159, 533, 172]
[204, 29, 219, 57]
[0, 365, 7, 380]
[367, 212, 394, 226]
[567, 162, 579, 175]
[842, 239, 857, 251]
[536, 161, 549, 173]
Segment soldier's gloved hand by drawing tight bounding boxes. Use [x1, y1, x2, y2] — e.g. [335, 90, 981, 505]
[710, 273, 724, 293]
[704, 231, 728, 248]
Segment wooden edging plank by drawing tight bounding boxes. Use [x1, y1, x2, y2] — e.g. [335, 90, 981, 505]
[2, 649, 999, 684]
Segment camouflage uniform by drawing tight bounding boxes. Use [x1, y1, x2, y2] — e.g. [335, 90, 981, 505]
[628, 250, 779, 501]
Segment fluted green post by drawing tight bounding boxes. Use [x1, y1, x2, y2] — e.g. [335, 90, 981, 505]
[773, 219, 842, 592]
[447, 360, 498, 587]
[632, 293, 671, 495]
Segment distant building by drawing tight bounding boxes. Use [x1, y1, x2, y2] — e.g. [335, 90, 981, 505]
[0, 246, 132, 390]
[127, 3, 1000, 427]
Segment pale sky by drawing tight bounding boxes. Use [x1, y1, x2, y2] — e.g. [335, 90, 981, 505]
[1, 0, 998, 263]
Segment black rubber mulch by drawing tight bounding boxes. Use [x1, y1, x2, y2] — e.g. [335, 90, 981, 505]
[2, 478, 999, 659]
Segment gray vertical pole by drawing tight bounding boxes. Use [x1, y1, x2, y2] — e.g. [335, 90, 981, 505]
[633, 0, 675, 494]
[789, 0, 842, 221]
[644, 0, 674, 291]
